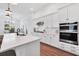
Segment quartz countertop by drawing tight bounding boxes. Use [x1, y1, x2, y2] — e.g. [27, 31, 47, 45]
[0, 33, 40, 53]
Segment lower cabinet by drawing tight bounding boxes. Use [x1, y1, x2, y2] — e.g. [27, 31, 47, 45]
[15, 40, 40, 56]
[69, 45, 79, 55]
[59, 42, 79, 55]
[59, 42, 71, 52]
[41, 34, 51, 45]
[41, 37, 79, 55]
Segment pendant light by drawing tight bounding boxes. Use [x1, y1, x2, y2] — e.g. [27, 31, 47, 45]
[5, 3, 12, 17]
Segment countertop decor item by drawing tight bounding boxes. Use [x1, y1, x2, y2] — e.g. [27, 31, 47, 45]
[36, 21, 44, 26]
[34, 21, 45, 33]
[17, 25, 28, 36]
[4, 21, 10, 33]
[4, 21, 15, 33]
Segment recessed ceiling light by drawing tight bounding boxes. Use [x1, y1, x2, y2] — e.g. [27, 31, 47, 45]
[30, 8, 34, 11]
[11, 3, 18, 5]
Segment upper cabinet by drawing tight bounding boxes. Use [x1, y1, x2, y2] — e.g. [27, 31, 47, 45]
[52, 13, 59, 27]
[58, 4, 79, 23]
[58, 7, 68, 23]
[44, 16, 51, 27]
[68, 4, 79, 22]
[45, 13, 59, 27]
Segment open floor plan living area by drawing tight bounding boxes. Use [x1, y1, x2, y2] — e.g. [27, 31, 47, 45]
[0, 3, 79, 56]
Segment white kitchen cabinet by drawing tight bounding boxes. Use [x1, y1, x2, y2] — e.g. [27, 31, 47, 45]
[43, 34, 51, 45]
[52, 13, 59, 27]
[59, 42, 79, 55]
[44, 13, 59, 28]
[59, 42, 71, 52]
[58, 7, 68, 23]
[44, 16, 51, 27]
[41, 16, 52, 44]
[58, 4, 79, 55]
[59, 42, 66, 50]
[46, 13, 59, 27]
[58, 4, 79, 23]
[50, 36, 59, 48]
[49, 27, 59, 48]
[68, 4, 79, 22]
[34, 16, 51, 45]
[41, 27, 51, 45]
[40, 32, 51, 45]
[40, 4, 79, 55]
[15, 40, 40, 56]
[40, 13, 59, 46]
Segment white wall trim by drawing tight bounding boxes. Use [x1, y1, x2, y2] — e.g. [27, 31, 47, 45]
[32, 11, 58, 20]
[58, 3, 75, 10]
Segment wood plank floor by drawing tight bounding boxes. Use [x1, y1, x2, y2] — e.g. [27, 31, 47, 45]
[40, 42, 76, 56]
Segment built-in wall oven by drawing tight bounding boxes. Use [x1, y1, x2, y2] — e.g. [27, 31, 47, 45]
[59, 22, 78, 45]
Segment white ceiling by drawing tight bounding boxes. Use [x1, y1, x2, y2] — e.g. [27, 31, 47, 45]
[0, 3, 51, 13]
[0, 3, 71, 13]
[27, 3, 52, 12]
[0, 3, 71, 19]
[0, 3, 52, 18]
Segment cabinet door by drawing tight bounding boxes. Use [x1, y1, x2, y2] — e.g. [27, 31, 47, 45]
[41, 33, 51, 45]
[50, 36, 59, 47]
[58, 7, 68, 23]
[52, 13, 59, 27]
[40, 17, 51, 44]
[68, 4, 79, 22]
[47, 13, 59, 27]
[50, 27, 59, 47]
[41, 16, 52, 44]
[44, 34, 51, 45]
[59, 42, 71, 52]
[44, 15, 51, 27]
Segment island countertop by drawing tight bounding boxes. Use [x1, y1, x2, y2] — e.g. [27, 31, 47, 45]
[0, 33, 40, 53]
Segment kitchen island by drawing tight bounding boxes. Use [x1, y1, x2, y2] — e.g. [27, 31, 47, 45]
[0, 33, 40, 56]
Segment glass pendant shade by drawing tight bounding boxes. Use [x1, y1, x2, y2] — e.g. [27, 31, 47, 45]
[5, 4, 12, 17]
[5, 11, 12, 16]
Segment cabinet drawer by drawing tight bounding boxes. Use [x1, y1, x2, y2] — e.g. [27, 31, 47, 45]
[60, 43, 65, 49]
[70, 46, 77, 53]
[60, 43, 70, 52]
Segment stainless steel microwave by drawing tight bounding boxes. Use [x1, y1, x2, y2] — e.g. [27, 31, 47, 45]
[59, 22, 78, 45]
